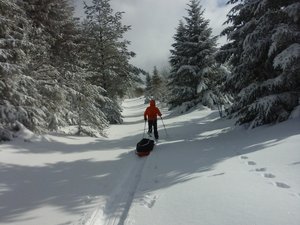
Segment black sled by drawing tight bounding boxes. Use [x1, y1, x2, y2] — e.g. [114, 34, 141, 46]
[135, 138, 155, 157]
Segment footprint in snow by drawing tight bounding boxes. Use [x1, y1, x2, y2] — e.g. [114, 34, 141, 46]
[239, 156, 292, 191]
[274, 182, 290, 189]
[247, 161, 256, 165]
[255, 168, 267, 172]
[263, 173, 275, 178]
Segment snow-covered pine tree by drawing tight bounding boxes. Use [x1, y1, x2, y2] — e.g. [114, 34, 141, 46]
[68, 24, 109, 136]
[82, 0, 137, 124]
[0, 0, 110, 138]
[219, 0, 300, 128]
[159, 67, 171, 104]
[124, 66, 145, 98]
[43, 0, 109, 134]
[23, 0, 70, 132]
[168, 20, 187, 108]
[70, 82, 109, 136]
[144, 73, 153, 103]
[168, 0, 223, 111]
[24, 0, 109, 135]
[151, 66, 164, 102]
[0, 0, 41, 136]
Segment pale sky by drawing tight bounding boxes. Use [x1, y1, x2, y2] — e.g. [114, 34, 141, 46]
[72, 0, 231, 72]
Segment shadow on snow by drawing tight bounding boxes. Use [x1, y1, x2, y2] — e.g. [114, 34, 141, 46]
[0, 109, 299, 223]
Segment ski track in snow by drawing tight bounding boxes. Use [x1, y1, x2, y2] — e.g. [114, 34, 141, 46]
[87, 153, 148, 225]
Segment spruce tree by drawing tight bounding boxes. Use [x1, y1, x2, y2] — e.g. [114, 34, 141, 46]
[21, 1, 69, 132]
[144, 73, 153, 102]
[0, 0, 40, 133]
[26, 0, 109, 135]
[82, 0, 137, 124]
[219, 0, 300, 127]
[159, 67, 171, 103]
[168, 0, 223, 110]
[151, 66, 163, 102]
[168, 20, 187, 107]
[0, 0, 109, 136]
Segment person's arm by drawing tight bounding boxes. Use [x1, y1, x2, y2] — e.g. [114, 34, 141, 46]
[157, 108, 162, 118]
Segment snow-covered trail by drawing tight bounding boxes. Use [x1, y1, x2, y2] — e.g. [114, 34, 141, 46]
[111, 99, 300, 225]
[0, 97, 299, 225]
[87, 98, 300, 225]
[84, 156, 147, 225]
[87, 98, 179, 225]
[84, 98, 163, 225]
[0, 98, 151, 225]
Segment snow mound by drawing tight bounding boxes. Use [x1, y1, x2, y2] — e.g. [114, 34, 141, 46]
[14, 121, 41, 142]
[290, 105, 300, 119]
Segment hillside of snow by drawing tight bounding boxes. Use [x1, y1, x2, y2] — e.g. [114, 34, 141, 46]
[0, 97, 299, 225]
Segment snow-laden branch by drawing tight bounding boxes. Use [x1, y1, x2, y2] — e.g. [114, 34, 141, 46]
[273, 43, 300, 70]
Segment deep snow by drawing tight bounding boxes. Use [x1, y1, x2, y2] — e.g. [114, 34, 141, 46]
[0, 97, 299, 225]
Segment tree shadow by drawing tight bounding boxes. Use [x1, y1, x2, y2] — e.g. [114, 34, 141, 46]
[0, 155, 137, 223]
[3, 128, 146, 154]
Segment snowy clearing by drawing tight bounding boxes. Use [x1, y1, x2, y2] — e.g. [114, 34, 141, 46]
[0, 97, 300, 225]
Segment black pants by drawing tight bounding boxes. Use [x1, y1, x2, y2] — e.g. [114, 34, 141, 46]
[148, 119, 159, 139]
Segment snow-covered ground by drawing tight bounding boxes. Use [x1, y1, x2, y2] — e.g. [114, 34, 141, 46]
[0, 97, 300, 225]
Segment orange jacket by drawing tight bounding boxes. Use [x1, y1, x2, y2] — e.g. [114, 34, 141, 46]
[144, 100, 162, 121]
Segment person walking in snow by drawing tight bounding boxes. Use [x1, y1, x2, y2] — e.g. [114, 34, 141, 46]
[144, 99, 162, 140]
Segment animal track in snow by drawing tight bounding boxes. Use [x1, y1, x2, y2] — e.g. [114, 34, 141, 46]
[263, 173, 275, 178]
[255, 168, 267, 172]
[240, 156, 292, 191]
[247, 161, 256, 165]
[274, 182, 290, 189]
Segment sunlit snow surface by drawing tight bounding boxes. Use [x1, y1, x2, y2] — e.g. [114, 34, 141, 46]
[0, 97, 299, 225]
